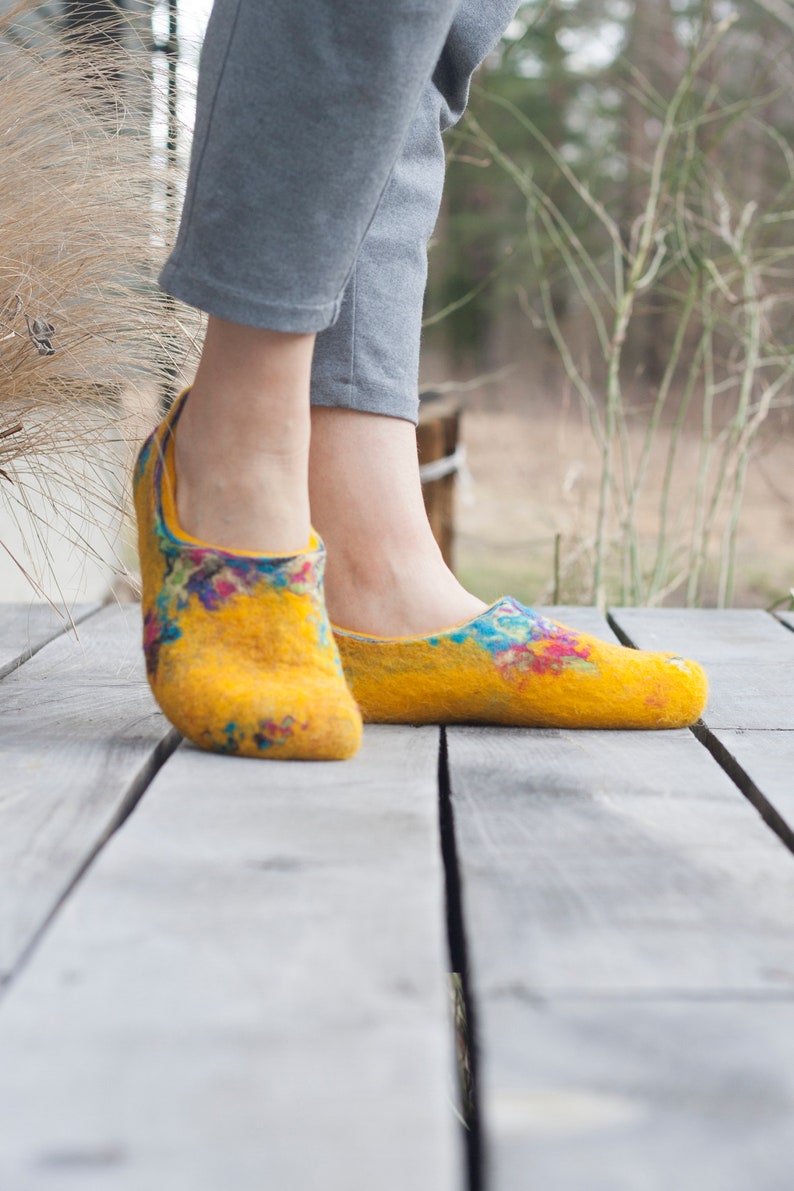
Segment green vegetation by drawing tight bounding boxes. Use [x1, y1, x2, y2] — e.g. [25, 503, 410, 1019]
[428, 1, 794, 608]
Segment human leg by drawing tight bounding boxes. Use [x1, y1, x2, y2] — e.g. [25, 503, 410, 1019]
[309, 0, 517, 635]
[139, 0, 708, 744]
[307, 2, 708, 727]
[175, 321, 313, 556]
[139, 0, 472, 758]
[160, 0, 465, 334]
[160, 0, 464, 560]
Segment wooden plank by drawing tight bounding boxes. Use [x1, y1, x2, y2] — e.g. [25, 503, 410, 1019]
[0, 726, 460, 1191]
[709, 729, 794, 833]
[609, 607, 794, 729]
[447, 720, 794, 1188]
[609, 607, 791, 662]
[448, 727, 794, 995]
[0, 603, 176, 984]
[0, 601, 101, 680]
[479, 1000, 794, 1191]
[776, 611, 794, 633]
[609, 608, 794, 837]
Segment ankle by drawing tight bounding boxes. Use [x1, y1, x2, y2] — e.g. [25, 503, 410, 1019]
[173, 396, 311, 554]
[163, 317, 315, 554]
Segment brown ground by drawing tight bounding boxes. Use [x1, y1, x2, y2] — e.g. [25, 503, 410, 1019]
[421, 346, 794, 610]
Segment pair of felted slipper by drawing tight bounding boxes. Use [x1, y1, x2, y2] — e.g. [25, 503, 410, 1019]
[133, 394, 708, 761]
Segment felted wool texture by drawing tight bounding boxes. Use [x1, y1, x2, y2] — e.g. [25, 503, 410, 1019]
[133, 391, 362, 760]
[334, 597, 708, 729]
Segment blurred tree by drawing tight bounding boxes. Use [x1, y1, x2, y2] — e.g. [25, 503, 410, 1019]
[617, 0, 681, 380]
[425, 0, 794, 387]
[426, 0, 624, 366]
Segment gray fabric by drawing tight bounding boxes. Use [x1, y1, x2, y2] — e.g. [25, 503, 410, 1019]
[311, 0, 517, 422]
[160, 0, 518, 422]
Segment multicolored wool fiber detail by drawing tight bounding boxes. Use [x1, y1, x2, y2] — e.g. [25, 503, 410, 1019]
[133, 390, 362, 760]
[333, 598, 708, 728]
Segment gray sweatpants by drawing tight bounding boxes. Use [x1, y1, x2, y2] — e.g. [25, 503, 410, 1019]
[160, 0, 518, 423]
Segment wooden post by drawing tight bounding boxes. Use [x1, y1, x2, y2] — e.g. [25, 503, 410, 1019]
[417, 395, 461, 571]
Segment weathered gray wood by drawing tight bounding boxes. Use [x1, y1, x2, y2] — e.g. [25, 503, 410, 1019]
[0, 604, 175, 984]
[0, 726, 459, 1191]
[609, 607, 791, 662]
[609, 607, 794, 843]
[690, 667, 794, 730]
[448, 728, 794, 995]
[610, 607, 794, 729]
[710, 729, 794, 829]
[0, 601, 101, 680]
[448, 720, 794, 1188]
[777, 611, 794, 635]
[478, 999, 794, 1191]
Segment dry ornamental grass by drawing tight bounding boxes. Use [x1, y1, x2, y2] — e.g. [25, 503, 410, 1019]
[0, 7, 191, 600]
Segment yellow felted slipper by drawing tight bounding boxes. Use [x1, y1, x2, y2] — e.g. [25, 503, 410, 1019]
[133, 392, 362, 759]
[333, 597, 707, 729]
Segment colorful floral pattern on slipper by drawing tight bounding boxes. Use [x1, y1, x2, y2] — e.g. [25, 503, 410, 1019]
[134, 390, 362, 760]
[333, 598, 708, 729]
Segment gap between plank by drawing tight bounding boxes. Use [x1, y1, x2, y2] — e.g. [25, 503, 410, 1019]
[438, 726, 483, 1191]
[690, 723, 794, 854]
[0, 727, 181, 994]
[606, 611, 794, 858]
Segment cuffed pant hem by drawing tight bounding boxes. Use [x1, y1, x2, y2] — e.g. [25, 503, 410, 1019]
[310, 385, 419, 425]
[158, 262, 343, 334]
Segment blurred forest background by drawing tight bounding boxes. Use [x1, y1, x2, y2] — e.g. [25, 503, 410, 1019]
[424, 0, 794, 609]
[0, 0, 792, 608]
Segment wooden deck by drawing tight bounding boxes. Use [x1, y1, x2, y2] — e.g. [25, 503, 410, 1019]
[0, 603, 793, 1190]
